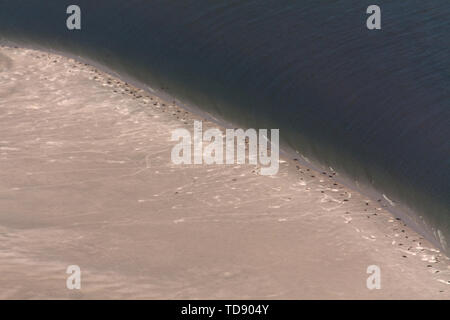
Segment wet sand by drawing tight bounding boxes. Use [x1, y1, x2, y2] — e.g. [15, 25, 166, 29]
[0, 46, 449, 299]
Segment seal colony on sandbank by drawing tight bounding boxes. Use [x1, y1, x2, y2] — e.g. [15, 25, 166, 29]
[0, 46, 449, 299]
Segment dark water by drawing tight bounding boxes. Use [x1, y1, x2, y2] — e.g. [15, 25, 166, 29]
[0, 0, 449, 252]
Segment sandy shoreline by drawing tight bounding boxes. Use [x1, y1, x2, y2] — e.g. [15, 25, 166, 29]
[0, 46, 449, 299]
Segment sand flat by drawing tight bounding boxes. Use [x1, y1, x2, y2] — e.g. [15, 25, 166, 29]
[0, 46, 448, 299]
